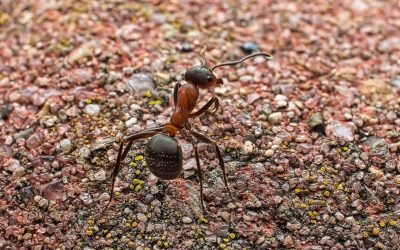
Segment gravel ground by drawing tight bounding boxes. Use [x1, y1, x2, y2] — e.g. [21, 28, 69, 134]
[1, 0, 400, 249]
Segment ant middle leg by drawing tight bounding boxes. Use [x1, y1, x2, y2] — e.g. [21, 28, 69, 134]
[190, 130, 231, 195]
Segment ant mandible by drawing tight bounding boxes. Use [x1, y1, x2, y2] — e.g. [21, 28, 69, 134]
[98, 47, 272, 216]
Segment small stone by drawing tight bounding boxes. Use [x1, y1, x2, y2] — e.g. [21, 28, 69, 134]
[60, 139, 72, 153]
[43, 180, 64, 201]
[243, 141, 254, 155]
[80, 193, 93, 205]
[125, 117, 138, 127]
[38, 198, 48, 207]
[26, 133, 42, 149]
[275, 94, 288, 108]
[247, 93, 260, 104]
[268, 112, 282, 125]
[84, 104, 100, 116]
[283, 235, 294, 247]
[326, 121, 354, 142]
[335, 212, 345, 221]
[179, 43, 193, 52]
[181, 143, 193, 159]
[264, 149, 274, 157]
[364, 136, 388, 157]
[240, 42, 259, 54]
[94, 170, 106, 181]
[137, 213, 148, 223]
[1, 104, 12, 120]
[182, 217, 192, 224]
[98, 193, 110, 201]
[127, 73, 155, 94]
[13, 128, 34, 140]
[286, 222, 302, 231]
[79, 147, 91, 158]
[308, 112, 324, 132]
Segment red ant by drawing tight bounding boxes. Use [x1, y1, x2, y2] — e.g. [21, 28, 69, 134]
[98, 47, 272, 216]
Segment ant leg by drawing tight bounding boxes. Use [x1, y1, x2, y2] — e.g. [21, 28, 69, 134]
[96, 128, 163, 218]
[190, 130, 231, 195]
[173, 82, 181, 108]
[189, 97, 219, 118]
[188, 136, 206, 212]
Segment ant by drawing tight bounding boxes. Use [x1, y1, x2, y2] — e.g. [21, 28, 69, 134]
[97, 47, 272, 216]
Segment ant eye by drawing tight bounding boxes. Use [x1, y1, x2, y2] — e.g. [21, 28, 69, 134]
[207, 75, 212, 82]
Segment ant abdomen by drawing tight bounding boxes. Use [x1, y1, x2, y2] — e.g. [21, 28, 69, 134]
[145, 134, 183, 180]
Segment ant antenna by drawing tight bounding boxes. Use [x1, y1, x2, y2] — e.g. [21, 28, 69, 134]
[211, 52, 273, 71]
[200, 45, 207, 67]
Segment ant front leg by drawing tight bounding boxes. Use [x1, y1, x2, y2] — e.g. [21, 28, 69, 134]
[190, 130, 231, 195]
[96, 127, 163, 218]
[173, 82, 181, 108]
[189, 96, 219, 118]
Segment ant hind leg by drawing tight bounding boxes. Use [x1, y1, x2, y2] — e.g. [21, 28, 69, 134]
[95, 127, 163, 218]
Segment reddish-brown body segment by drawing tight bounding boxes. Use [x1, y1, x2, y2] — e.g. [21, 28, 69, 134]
[166, 84, 199, 135]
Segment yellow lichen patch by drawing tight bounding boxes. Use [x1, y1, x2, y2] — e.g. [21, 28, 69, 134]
[135, 155, 144, 161]
[143, 91, 152, 98]
[229, 233, 236, 239]
[372, 227, 380, 236]
[149, 100, 162, 106]
[134, 184, 143, 192]
[379, 221, 385, 227]
[198, 217, 208, 224]
[389, 220, 397, 226]
[324, 191, 331, 197]
[294, 188, 301, 194]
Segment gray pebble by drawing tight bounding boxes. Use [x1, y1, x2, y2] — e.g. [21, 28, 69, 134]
[60, 139, 72, 153]
[84, 104, 101, 116]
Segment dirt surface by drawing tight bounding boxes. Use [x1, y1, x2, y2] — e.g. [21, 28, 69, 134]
[1, 1, 400, 249]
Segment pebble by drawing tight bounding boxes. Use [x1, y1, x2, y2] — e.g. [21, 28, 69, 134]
[125, 117, 137, 127]
[60, 139, 72, 153]
[335, 212, 345, 221]
[268, 112, 282, 125]
[243, 141, 254, 155]
[326, 121, 354, 141]
[94, 170, 106, 181]
[264, 149, 274, 157]
[181, 143, 193, 159]
[137, 213, 148, 223]
[275, 94, 288, 108]
[240, 42, 259, 54]
[364, 136, 388, 157]
[127, 73, 155, 94]
[182, 217, 192, 224]
[308, 112, 324, 131]
[79, 193, 93, 205]
[26, 133, 42, 149]
[79, 147, 91, 158]
[98, 193, 110, 201]
[84, 104, 100, 116]
[13, 128, 34, 140]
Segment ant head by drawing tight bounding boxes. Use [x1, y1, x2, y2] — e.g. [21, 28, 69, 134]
[184, 66, 219, 89]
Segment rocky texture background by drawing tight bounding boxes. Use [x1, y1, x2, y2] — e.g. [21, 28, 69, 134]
[1, 0, 400, 249]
